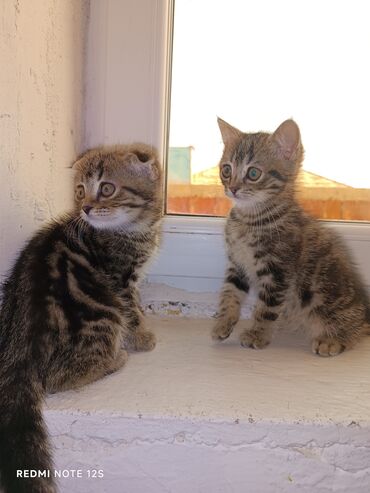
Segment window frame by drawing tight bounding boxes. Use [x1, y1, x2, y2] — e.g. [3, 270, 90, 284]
[86, 0, 370, 291]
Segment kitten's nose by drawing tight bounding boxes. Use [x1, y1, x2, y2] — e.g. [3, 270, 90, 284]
[82, 205, 93, 215]
[230, 187, 239, 195]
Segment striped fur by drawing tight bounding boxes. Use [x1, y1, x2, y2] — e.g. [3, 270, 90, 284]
[212, 118, 370, 356]
[0, 144, 163, 492]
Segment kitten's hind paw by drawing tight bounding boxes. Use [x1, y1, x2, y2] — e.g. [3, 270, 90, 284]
[106, 350, 128, 375]
[312, 338, 345, 357]
[240, 329, 271, 350]
[130, 329, 157, 352]
[211, 320, 234, 341]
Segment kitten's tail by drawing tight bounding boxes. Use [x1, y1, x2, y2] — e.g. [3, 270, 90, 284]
[0, 365, 55, 493]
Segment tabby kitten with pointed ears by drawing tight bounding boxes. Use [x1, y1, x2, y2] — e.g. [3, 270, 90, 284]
[0, 144, 162, 493]
[212, 118, 370, 356]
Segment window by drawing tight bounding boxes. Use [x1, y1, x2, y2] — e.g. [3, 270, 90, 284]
[86, 0, 370, 292]
[167, 0, 370, 220]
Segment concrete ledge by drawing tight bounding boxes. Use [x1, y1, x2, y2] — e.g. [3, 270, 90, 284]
[45, 318, 370, 492]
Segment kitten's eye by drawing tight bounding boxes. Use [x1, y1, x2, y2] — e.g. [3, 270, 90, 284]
[221, 164, 232, 179]
[100, 182, 116, 197]
[246, 166, 262, 181]
[75, 185, 85, 200]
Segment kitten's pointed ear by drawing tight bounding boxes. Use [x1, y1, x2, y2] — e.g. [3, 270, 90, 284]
[217, 117, 242, 146]
[271, 119, 301, 160]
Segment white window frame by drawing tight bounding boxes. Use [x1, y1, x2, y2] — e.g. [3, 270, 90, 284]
[86, 0, 370, 293]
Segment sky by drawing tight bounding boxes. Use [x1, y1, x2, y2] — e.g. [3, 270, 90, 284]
[169, 0, 370, 188]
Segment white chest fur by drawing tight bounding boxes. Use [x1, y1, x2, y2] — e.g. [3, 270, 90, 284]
[226, 215, 267, 280]
[230, 239, 259, 282]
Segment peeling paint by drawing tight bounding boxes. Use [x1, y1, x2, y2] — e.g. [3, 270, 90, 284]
[141, 282, 254, 318]
[144, 300, 217, 318]
[44, 411, 370, 493]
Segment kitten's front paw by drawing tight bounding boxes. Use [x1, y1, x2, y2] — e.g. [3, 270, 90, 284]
[211, 319, 234, 341]
[131, 329, 156, 352]
[240, 329, 271, 350]
[312, 338, 345, 357]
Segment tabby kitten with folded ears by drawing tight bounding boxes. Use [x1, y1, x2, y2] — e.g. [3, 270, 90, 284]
[212, 118, 370, 356]
[0, 144, 162, 493]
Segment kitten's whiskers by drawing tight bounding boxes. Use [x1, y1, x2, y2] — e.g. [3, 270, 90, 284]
[65, 216, 88, 247]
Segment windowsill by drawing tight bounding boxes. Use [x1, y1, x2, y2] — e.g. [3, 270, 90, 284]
[145, 216, 370, 294]
[45, 316, 370, 492]
[46, 316, 370, 424]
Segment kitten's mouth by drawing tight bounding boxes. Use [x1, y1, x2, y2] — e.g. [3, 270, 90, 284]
[82, 208, 115, 225]
[226, 190, 266, 210]
[80, 208, 136, 230]
[226, 190, 236, 199]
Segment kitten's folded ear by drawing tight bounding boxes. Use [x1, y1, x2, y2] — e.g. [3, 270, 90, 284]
[271, 119, 301, 161]
[71, 157, 84, 169]
[217, 117, 243, 146]
[126, 152, 160, 181]
[71, 149, 91, 169]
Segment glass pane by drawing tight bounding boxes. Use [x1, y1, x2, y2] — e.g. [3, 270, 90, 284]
[167, 0, 370, 220]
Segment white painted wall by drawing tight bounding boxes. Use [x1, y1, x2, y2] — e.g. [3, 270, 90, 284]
[0, 0, 89, 277]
